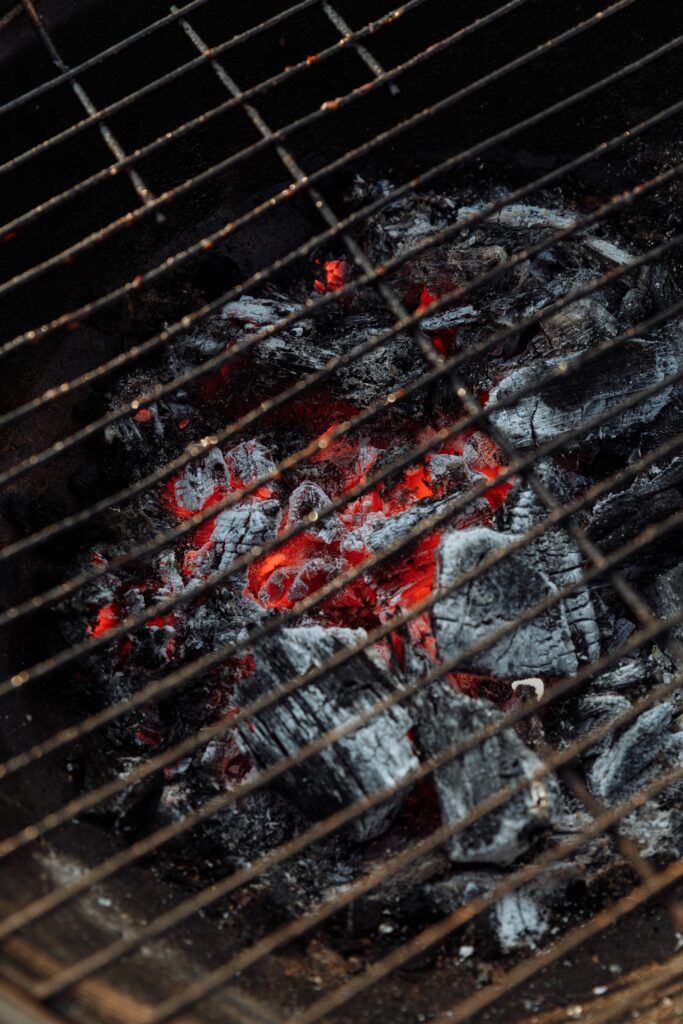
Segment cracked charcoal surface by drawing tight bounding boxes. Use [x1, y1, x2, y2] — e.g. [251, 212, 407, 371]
[414, 680, 560, 865]
[431, 461, 600, 678]
[488, 339, 678, 450]
[432, 518, 599, 678]
[235, 627, 418, 840]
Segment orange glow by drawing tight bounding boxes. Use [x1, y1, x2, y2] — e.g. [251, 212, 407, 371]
[88, 602, 119, 637]
[314, 259, 351, 294]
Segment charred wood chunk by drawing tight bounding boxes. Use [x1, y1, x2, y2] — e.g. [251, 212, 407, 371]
[588, 703, 674, 801]
[489, 339, 677, 450]
[414, 681, 559, 865]
[588, 453, 683, 554]
[647, 564, 683, 647]
[432, 526, 599, 678]
[235, 626, 418, 841]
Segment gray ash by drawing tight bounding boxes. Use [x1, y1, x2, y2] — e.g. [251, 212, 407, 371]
[63, 181, 683, 955]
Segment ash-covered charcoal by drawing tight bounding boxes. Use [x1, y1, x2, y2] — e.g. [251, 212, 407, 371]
[588, 453, 683, 554]
[414, 680, 559, 865]
[647, 564, 683, 647]
[587, 702, 677, 802]
[488, 339, 678, 451]
[235, 627, 418, 841]
[431, 465, 599, 678]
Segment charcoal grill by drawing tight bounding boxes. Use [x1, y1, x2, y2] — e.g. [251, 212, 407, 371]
[1, 1, 683, 1022]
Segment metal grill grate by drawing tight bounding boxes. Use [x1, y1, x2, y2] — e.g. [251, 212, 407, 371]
[0, 1, 682, 1022]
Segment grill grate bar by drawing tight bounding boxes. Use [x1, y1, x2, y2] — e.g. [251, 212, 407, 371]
[0, 0, 321, 117]
[0, 6, 681, 1020]
[0, 0, 637, 314]
[0, 112, 680, 582]
[1, 29, 678, 376]
[319, 0, 399, 91]
[18, 0, 155, 209]
[0, 0, 436, 241]
[584, 951, 683, 1024]
[0, 0, 505, 179]
[0, 5, 21, 34]
[25, 625, 683, 1001]
[3, 285, 683, 707]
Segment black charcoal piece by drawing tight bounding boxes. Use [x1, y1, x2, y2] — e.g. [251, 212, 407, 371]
[588, 454, 683, 553]
[235, 626, 418, 840]
[432, 522, 599, 677]
[488, 339, 677, 450]
[414, 681, 559, 865]
[589, 658, 650, 691]
[588, 703, 673, 800]
[646, 564, 683, 647]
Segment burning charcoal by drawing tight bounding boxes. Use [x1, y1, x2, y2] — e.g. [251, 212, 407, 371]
[224, 440, 277, 486]
[432, 520, 599, 677]
[183, 498, 281, 579]
[488, 339, 678, 450]
[588, 703, 674, 800]
[235, 626, 418, 841]
[414, 680, 559, 865]
[366, 493, 489, 556]
[170, 447, 230, 516]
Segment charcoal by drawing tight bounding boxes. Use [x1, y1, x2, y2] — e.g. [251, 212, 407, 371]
[619, 793, 683, 861]
[64, 177, 683, 922]
[235, 626, 418, 840]
[366, 491, 489, 554]
[646, 564, 683, 647]
[392, 242, 508, 298]
[572, 695, 632, 759]
[457, 202, 576, 231]
[518, 298, 618, 365]
[588, 453, 683, 553]
[588, 703, 674, 800]
[413, 681, 559, 865]
[184, 498, 281, 579]
[432, 521, 599, 677]
[589, 657, 651, 691]
[488, 339, 678, 450]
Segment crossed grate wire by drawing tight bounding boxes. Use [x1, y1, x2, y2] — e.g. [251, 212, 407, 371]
[0, 1, 682, 1022]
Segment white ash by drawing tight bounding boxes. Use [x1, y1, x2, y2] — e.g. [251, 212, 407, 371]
[170, 447, 230, 514]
